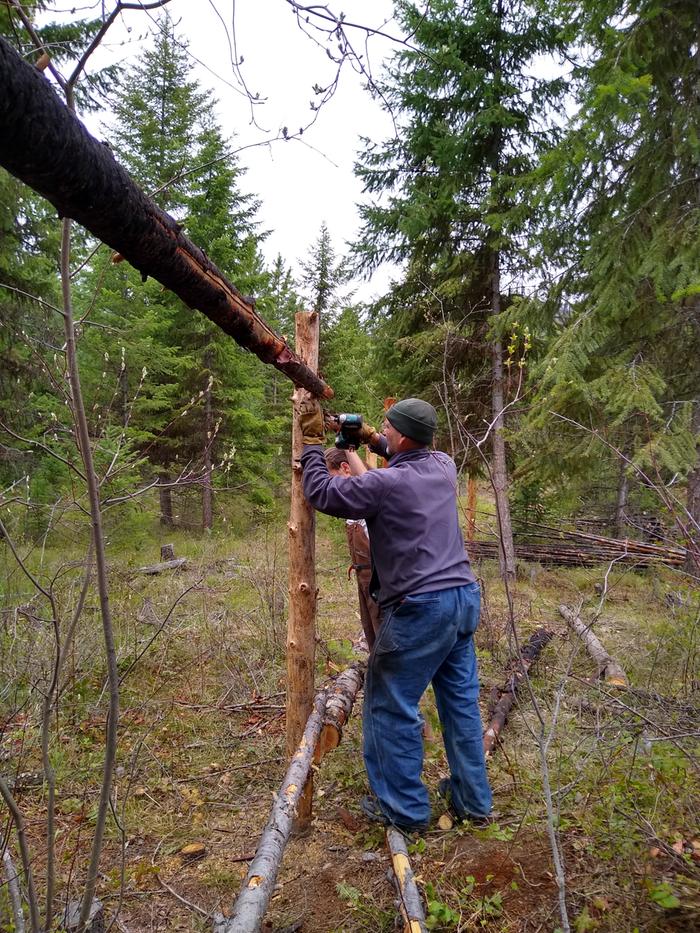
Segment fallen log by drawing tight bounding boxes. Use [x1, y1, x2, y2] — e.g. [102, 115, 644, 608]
[138, 557, 187, 575]
[219, 661, 365, 932]
[559, 605, 628, 686]
[386, 827, 428, 933]
[0, 38, 332, 400]
[483, 628, 555, 757]
[217, 691, 326, 933]
[314, 662, 365, 762]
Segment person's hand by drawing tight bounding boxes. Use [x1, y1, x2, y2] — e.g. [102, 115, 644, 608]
[298, 397, 326, 446]
[358, 421, 378, 445]
[324, 411, 340, 432]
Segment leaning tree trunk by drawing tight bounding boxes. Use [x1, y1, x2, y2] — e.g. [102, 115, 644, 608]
[286, 311, 320, 832]
[685, 398, 700, 575]
[489, 251, 516, 581]
[202, 347, 213, 531]
[0, 37, 331, 401]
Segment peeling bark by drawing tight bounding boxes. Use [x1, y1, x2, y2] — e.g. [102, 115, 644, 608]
[386, 828, 428, 933]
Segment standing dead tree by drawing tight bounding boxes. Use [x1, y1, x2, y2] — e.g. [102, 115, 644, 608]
[0, 37, 332, 401]
[287, 312, 321, 832]
[559, 605, 628, 686]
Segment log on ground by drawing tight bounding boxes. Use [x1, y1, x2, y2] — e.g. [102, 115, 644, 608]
[559, 605, 628, 686]
[315, 661, 366, 762]
[217, 691, 327, 933]
[483, 628, 555, 756]
[386, 827, 428, 933]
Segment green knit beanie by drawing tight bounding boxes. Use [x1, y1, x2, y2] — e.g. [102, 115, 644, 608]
[386, 398, 437, 444]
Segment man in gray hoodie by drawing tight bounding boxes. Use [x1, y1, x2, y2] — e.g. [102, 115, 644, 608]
[299, 397, 492, 832]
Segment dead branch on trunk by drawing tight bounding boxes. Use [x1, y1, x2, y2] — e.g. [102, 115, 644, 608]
[218, 692, 327, 933]
[0, 37, 332, 400]
[559, 605, 628, 686]
[386, 827, 428, 933]
[483, 627, 555, 757]
[314, 661, 365, 762]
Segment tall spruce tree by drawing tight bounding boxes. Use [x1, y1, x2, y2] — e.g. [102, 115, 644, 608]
[354, 0, 568, 578]
[522, 0, 700, 557]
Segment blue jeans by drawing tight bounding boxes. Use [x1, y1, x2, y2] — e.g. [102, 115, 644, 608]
[363, 582, 492, 828]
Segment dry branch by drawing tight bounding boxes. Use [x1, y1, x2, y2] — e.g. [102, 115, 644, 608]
[0, 38, 331, 400]
[218, 692, 327, 933]
[386, 828, 428, 933]
[559, 605, 628, 686]
[483, 628, 555, 757]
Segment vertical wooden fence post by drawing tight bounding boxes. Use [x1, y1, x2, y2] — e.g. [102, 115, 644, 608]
[286, 310, 320, 833]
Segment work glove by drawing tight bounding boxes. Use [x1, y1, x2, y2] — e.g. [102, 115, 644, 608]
[324, 412, 378, 446]
[298, 397, 326, 446]
[357, 421, 378, 445]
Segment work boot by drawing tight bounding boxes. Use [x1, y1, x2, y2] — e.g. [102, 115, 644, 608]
[360, 795, 429, 834]
[437, 778, 495, 826]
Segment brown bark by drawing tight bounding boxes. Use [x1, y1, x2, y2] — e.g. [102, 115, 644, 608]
[483, 628, 554, 757]
[0, 38, 332, 400]
[386, 828, 428, 933]
[286, 311, 320, 832]
[559, 605, 628, 686]
[158, 476, 174, 528]
[685, 399, 700, 575]
[489, 253, 516, 581]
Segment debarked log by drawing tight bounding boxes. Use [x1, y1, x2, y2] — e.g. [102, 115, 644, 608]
[386, 828, 428, 933]
[483, 628, 555, 757]
[0, 38, 332, 400]
[218, 692, 327, 933]
[559, 605, 628, 686]
[314, 661, 366, 762]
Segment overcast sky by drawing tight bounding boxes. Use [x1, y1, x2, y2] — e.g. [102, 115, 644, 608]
[84, 0, 404, 302]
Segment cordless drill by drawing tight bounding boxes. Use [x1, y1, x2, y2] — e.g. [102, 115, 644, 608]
[334, 413, 363, 450]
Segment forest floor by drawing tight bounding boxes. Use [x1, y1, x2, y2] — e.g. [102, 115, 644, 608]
[2, 502, 699, 932]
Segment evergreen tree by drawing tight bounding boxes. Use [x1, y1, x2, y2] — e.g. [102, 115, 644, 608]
[354, 0, 568, 577]
[522, 0, 700, 549]
[81, 16, 274, 527]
